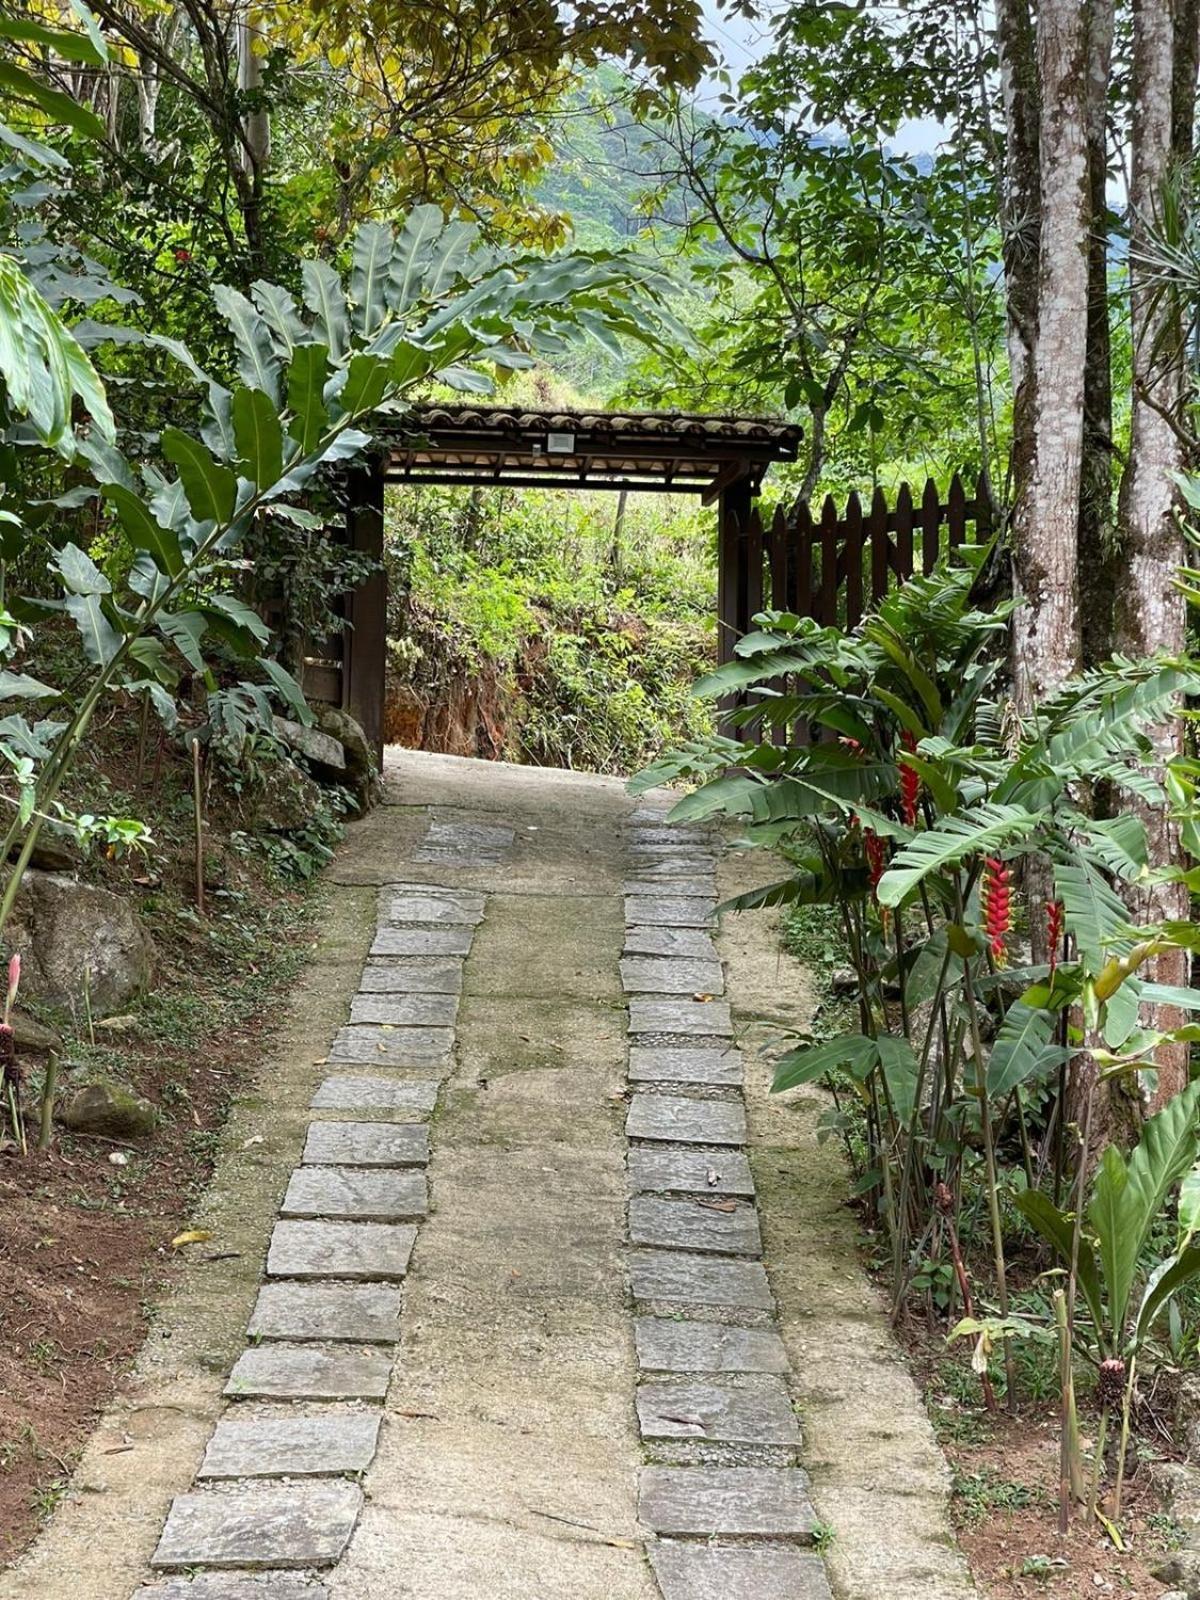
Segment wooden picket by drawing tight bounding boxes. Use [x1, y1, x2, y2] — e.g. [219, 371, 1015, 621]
[716, 471, 994, 737]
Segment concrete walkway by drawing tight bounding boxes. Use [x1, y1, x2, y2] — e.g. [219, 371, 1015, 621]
[0, 749, 970, 1600]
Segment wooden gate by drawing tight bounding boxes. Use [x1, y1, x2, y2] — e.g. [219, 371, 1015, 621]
[718, 471, 994, 663]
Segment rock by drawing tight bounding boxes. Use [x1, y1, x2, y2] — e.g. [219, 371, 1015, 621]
[1179, 1374, 1200, 1459]
[94, 1014, 139, 1035]
[60, 1076, 159, 1139]
[6, 869, 155, 1012]
[312, 704, 379, 814]
[272, 715, 346, 775]
[9, 833, 79, 874]
[10, 1011, 63, 1054]
[244, 753, 324, 833]
[1153, 1553, 1200, 1595]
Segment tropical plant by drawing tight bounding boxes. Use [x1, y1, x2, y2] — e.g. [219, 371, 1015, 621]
[634, 549, 1200, 1530]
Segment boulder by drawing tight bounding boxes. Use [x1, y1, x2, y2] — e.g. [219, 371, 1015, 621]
[11, 1011, 63, 1054]
[245, 753, 325, 833]
[312, 704, 379, 815]
[59, 1076, 158, 1140]
[1153, 1552, 1200, 1597]
[272, 715, 346, 776]
[6, 870, 155, 1013]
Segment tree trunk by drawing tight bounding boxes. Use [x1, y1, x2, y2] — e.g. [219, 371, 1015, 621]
[1077, 0, 1117, 669]
[1113, 0, 1200, 1108]
[1008, 0, 1091, 712]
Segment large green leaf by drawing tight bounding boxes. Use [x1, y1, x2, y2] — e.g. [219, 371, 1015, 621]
[286, 343, 329, 455]
[0, 254, 114, 453]
[64, 592, 121, 664]
[0, 13, 105, 63]
[0, 669, 59, 701]
[213, 285, 280, 402]
[0, 60, 105, 140]
[1014, 1189, 1107, 1348]
[301, 258, 349, 361]
[987, 1000, 1063, 1098]
[338, 351, 392, 419]
[102, 484, 185, 578]
[773, 1033, 878, 1093]
[1133, 1248, 1200, 1348]
[251, 280, 308, 358]
[160, 430, 236, 527]
[877, 804, 1046, 907]
[1054, 856, 1132, 969]
[54, 540, 109, 595]
[388, 204, 446, 312]
[1088, 1076, 1200, 1336]
[350, 222, 394, 336]
[232, 388, 284, 488]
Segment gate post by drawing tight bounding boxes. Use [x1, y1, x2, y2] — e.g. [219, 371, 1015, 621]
[344, 462, 387, 764]
[716, 476, 755, 738]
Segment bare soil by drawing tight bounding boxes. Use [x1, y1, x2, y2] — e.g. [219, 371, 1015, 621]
[0, 727, 318, 1566]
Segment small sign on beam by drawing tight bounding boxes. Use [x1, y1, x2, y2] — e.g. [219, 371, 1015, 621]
[546, 431, 576, 455]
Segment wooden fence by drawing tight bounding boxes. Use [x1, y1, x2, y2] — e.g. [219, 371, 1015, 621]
[718, 471, 994, 664]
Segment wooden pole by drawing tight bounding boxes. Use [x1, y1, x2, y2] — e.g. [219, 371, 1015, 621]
[192, 737, 205, 917]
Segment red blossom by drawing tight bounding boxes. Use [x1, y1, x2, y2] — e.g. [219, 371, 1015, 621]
[899, 730, 921, 826]
[980, 857, 1012, 967]
[864, 829, 887, 897]
[1046, 900, 1064, 977]
[173, 247, 192, 263]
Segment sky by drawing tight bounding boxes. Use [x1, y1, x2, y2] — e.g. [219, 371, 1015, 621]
[698, 0, 946, 157]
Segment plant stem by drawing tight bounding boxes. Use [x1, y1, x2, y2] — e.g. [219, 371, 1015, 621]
[37, 1050, 58, 1151]
[1113, 1356, 1137, 1522]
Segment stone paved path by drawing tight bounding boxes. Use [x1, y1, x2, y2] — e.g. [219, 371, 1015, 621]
[120, 767, 834, 1600]
[3, 751, 969, 1600]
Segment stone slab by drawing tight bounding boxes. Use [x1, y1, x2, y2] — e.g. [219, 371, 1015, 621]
[381, 879, 486, 903]
[639, 1467, 816, 1537]
[151, 1482, 362, 1571]
[358, 958, 464, 995]
[629, 1250, 773, 1311]
[624, 897, 715, 928]
[635, 1317, 790, 1374]
[266, 1219, 416, 1281]
[225, 1343, 392, 1401]
[628, 998, 733, 1038]
[629, 1195, 762, 1257]
[282, 1165, 427, 1223]
[138, 1577, 329, 1600]
[310, 1076, 439, 1114]
[649, 1541, 831, 1600]
[620, 958, 724, 997]
[414, 820, 514, 864]
[347, 992, 459, 1027]
[628, 1147, 755, 1197]
[328, 1025, 454, 1065]
[624, 878, 717, 900]
[370, 926, 474, 957]
[303, 1121, 429, 1168]
[629, 1047, 743, 1087]
[626, 1094, 745, 1146]
[623, 926, 719, 961]
[637, 1380, 800, 1445]
[248, 1282, 403, 1344]
[198, 1412, 382, 1480]
[379, 891, 484, 926]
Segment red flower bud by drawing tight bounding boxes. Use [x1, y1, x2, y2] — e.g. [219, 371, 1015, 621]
[899, 730, 921, 826]
[1046, 900, 1064, 977]
[980, 856, 1013, 967]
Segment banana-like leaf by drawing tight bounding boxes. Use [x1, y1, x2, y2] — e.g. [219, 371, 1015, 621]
[338, 351, 391, 419]
[388, 204, 448, 313]
[1088, 1076, 1200, 1336]
[204, 592, 269, 647]
[0, 60, 105, 140]
[0, 669, 59, 701]
[261, 657, 312, 724]
[350, 222, 394, 336]
[0, 254, 114, 452]
[1014, 1189, 1107, 1349]
[987, 1000, 1063, 1098]
[232, 387, 284, 488]
[251, 280, 308, 358]
[213, 285, 280, 402]
[160, 430, 236, 527]
[773, 1033, 878, 1093]
[1054, 856, 1132, 968]
[54, 540, 109, 595]
[301, 258, 349, 361]
[159, 610, 207, 672]
[717, 875, 821, 914]
[877, 803, 1046, 908]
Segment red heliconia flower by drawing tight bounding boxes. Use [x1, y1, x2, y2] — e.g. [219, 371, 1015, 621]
[1046, 900, 1064, 977]
[899, 730, 921, 826]
[173, 247, 192, 264]
[980, 857, 1013, 967]
[864, 829, 887, 898]
[838, 736, 865, 757]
